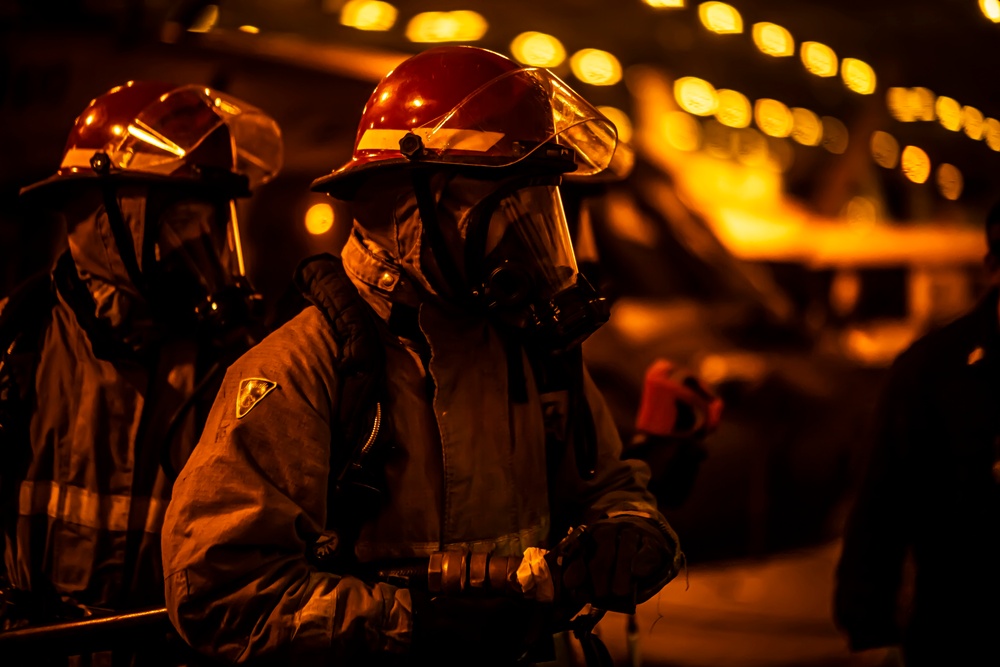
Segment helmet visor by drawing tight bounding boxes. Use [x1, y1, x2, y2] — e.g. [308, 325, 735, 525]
[358, 68, 632, 179]
[106, 86, 283, 189]
[481, 184, 579, 301]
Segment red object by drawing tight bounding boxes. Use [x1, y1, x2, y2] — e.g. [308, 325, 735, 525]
[635, 358, 724, 438]
[21, 81, 282, 198]
[311, 45, 626, 196]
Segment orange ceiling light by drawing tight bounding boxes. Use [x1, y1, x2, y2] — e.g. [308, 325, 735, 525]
[935, 96, 963, 132]
[801, 41, 837, 77]
[340, 0, 397, 31]
[901, 145, 931, 184]
[791, 107, 822, 146]
[752, 22, 794, 57]
[821, 116, 849, 154]
[569, 49, 623, 86]
[870, 131, 900, 169]
[405, 10, 487, 43]
[754, 98, 794, 138]
[675, 77, 718, 116]
[305, 203, 335, 235]
[699, 2, 743, 34]
[936, 163, 963, 200]
[715, 89, 751, 128]
[980, 0, 1000, 22]
[509, 31, 566, 67]
[984, 118, 1000, 151]
[841, 58, 876, 95]
[962, 106, 985, 140]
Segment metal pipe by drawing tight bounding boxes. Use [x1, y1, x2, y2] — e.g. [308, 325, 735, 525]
[0, 606, 170, 653]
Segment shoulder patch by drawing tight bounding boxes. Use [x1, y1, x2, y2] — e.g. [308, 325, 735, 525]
[236, 377, 278, 419]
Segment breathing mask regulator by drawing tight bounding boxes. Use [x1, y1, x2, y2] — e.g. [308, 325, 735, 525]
[90, 154, 262, 343]
[407, 146, 610, 353]
[145, 185, 262, 337]
[464, 175, 609, 352]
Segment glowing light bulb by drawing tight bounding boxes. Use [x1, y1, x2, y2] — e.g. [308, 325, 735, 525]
[305, 203, 335, 235]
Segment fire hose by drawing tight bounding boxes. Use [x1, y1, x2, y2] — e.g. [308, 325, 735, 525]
[0, 549, 612, 665]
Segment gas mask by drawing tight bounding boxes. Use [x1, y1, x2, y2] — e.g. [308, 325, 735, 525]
[66, 185, 258, 349]
[146, 190, 259, 337]
[460, 177, 609, 352]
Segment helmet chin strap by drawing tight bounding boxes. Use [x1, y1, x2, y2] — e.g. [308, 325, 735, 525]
[91, 152, 151, 296]
[409, 168, 477, 308]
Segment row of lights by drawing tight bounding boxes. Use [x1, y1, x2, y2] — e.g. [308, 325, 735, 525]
[870, 131, 964, 199]
[339, 2, 626, 86]
[338, 1, 865, 94]
[213, 1, 975, 217]
[886, 87, 1000, 151]
[673, 76, 849, 153]
[670, 75, 965, 200]
[654, 0, 986, 201]
[691, 0, 1000, 156]
[659, 110, 795, 178]
[641, 1, 878, 95]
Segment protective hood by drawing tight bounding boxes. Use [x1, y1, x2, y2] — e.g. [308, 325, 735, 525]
[64, 185, 245, 350]
[348, 172, 519, 305]
[348, 171, 608, 350]
[66, 186, 153, 348]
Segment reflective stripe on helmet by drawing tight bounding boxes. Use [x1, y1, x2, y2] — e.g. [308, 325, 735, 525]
[357, 127, 505, 152]
[60, 148, 102, 169]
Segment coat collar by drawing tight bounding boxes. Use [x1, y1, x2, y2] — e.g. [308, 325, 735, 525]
[341, 230, 422, 325]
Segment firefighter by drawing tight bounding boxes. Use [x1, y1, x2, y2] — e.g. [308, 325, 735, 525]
[0, 81, 282, 663]
[161, 45, 682, 666]
[833, 199, 1000, 665]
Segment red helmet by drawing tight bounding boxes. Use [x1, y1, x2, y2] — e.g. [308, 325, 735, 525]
[21, 80, 282, 199]
[311, 45, 632, 198]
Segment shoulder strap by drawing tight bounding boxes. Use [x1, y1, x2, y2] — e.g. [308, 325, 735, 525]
[293, 252, 386, 450]
[293, 253, 390, 551]
[528, 346, 598, 482]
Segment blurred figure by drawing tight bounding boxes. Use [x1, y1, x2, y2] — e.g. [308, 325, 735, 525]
[833, 200, 1000, 665]
[0, 81, 282, 664]
[622, 358, 722, 510]
[161, 45, 681, 667]
[620, 358, 721, 666]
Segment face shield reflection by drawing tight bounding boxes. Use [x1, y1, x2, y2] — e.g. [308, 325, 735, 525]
[414, 67, 631, 179]
[480, 184, 579, 306]
[147, 195, 247, 326]
[109, 85, 283, 188]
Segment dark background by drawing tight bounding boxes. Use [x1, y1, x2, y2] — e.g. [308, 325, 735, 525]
[2, 0, 998, 566]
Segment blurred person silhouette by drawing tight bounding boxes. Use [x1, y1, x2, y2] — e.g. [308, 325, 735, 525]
[160, 45, 682, 667]
[0, 81, 282, 665]
[833, 198, 1000, 665]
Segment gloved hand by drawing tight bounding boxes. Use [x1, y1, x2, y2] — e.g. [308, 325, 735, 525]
[408, 592, 551, 666]
[549, 514, 680, 614]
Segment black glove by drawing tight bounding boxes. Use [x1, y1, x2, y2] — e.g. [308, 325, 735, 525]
[550, 515, 679, 614]
[409, 592, 552, 666]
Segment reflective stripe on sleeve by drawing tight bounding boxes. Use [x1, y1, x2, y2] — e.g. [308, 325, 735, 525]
[18, 480, 168, 534]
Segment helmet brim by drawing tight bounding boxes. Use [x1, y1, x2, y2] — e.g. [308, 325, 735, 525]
[311, 150, 581, 201]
